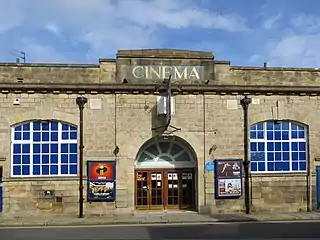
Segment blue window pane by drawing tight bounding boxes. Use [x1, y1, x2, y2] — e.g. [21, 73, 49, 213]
[275, 142, 281, 151]
[291, 123, 298, 130]
[282, 152, 290, 161]
[33, 165, 40, 175]
[42, 144, 49, 153]
[70, 144, 77, 153]
[70, 132, 77, 140]
[61, 144, 68, 153]
[62, 124, 69, 130]
[282, 122, 289, 130]
[61, 154, 68, 163]
[297, 125, 304, 131]
[299, 162, 307, 171]
[275, 152, 281, 160]
[14, 132, 21, 140]
[22, 155, 30, 164]
[257, 131, 264, 139]
[51, 132, 58, 141]
[267, 162, 275, 171]
[267, 152, 274, 161]
[282, 131, 289, 140]
[51, 121, 58, 130]
[33, 121, 41, 130]
[61, 165, 68, 174]
[33, 144, 40, 153]
[23, 132, 30, 140]
[62, 132, 69, 140]
[251, 125, 256, 131]
[267, 142, 274, 151]
[257, 123, 263, 130]
[42, 155, 50, 164]
[13, 155, 21, 164]
[274, 123, 281, 130]
[251, 152, 257, 161]
[250, 142, 256, 151]
[13, 144, 21, 153]
[292, 142, 298, 151]
[275, 162, 289, 171]
[22, 165, 30, 175]
[299, 152, 306, 161]
[69, 165, 77, 174]
[291, 131, 298, 138]
[292, 152, 299, 161]
[250, 131, 256, 139]
[42, 123, 49, 131]
[258, 162, 265, 171]
[50, 144, 58, 153]
[13, 165, 21, 175]
[257, 143, 264, 151]
[70, 126, 77, 131]
[282, 142, 289, 151]
[251, 162, 257, 171]
[274, 131, 281, 140]
[267, 131, 273, 140]
[266, 122, 274, 130]
[70, 154, 77, 163]
[33, 132, 41, 142]
[22, 144, 30, 154]
[33, 155, 40, 164]
[15, 125, 22, 131]
[50, 154, 59, 164]
[299, 142, 306, 151]
[42, 165, 49, 175]
[50, 165, 58, 175]
[292, 162, 298, 170]
[23, 123, 30, 131]
[298, 131, 304, 138]
[42, 132, 50, 141]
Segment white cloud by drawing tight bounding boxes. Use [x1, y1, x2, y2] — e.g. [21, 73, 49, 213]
[263, 13, 282, 29]
[0, 0, 249, 62]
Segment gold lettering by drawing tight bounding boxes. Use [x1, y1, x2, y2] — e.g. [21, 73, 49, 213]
[150, 66, 161, 79]
[174, 67, 188, 79]
[132, 66, 144, 79]
[189, 67, 200, 80]
[162, 66, 171, 79]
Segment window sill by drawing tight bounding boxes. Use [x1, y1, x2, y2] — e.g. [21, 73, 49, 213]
[250, 172, 308, 177]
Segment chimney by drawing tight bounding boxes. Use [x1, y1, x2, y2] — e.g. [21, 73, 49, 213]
[16, 58, 20, 64]
[263, 62, 267, 68]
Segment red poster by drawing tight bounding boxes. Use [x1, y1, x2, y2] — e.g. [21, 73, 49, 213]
[89, 162, 115, 180]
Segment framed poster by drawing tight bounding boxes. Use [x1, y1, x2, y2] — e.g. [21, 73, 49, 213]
[87, 160, 116, 202]
[214, 159, 243, 199]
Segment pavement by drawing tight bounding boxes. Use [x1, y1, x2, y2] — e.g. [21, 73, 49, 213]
[1, 221, 320, 239]
[1, 211, 320, 227]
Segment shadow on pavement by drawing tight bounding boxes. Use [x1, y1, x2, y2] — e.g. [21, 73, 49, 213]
[209, 213, 260, 222]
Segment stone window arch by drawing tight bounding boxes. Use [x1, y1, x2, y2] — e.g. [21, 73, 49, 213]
[135, 136, 196, 169]
[11, 120, 78, 177]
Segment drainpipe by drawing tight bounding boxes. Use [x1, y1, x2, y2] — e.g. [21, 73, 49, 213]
[240, 96, 252, 214]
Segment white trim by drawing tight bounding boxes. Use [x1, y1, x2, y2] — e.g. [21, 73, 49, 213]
[11, 121, 78, 177]
[250, 121, 308, 173]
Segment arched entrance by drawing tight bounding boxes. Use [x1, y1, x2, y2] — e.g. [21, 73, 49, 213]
[134, 135, 197, 211]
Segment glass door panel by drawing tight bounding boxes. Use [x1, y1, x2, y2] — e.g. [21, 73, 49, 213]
[167, 171, 179, 209]
[136, 171, 149, 209]
[181, 171, 195, 210]
[150, 172, 163, 210]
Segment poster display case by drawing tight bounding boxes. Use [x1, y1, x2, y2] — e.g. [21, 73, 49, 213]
[214, 159, 243, 199]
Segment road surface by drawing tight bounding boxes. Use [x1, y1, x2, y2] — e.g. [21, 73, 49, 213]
[0, 221, 319, 239]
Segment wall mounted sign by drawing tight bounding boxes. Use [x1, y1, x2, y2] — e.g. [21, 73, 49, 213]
[205, 161, 215, 172]
[128, 65, 204, 81]
[214, 159, 243, 199]
[87, 161, 116, 202]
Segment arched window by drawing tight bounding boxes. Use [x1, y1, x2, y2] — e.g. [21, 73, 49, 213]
[11, 120, 78, 177]
[250, 120, 307, 173]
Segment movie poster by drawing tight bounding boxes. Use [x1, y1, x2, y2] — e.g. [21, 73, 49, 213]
[214, 159, 243, 198]
[87, 161, 116, 202]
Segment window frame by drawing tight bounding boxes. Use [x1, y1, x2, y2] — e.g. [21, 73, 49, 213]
[250, 120, 308, 174]
[11, 120, 78, 178]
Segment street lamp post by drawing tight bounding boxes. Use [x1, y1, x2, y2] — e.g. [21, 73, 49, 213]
[240, 96, 252, 215]
[76, 95, 88, 218]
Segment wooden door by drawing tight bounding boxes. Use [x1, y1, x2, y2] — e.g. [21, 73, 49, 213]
[135, 170, 164, 210]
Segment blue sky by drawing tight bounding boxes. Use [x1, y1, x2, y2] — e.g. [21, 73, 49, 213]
[1, 0, 320, 67]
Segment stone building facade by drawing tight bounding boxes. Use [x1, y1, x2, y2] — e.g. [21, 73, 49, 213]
[0, 49, 319, 217]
